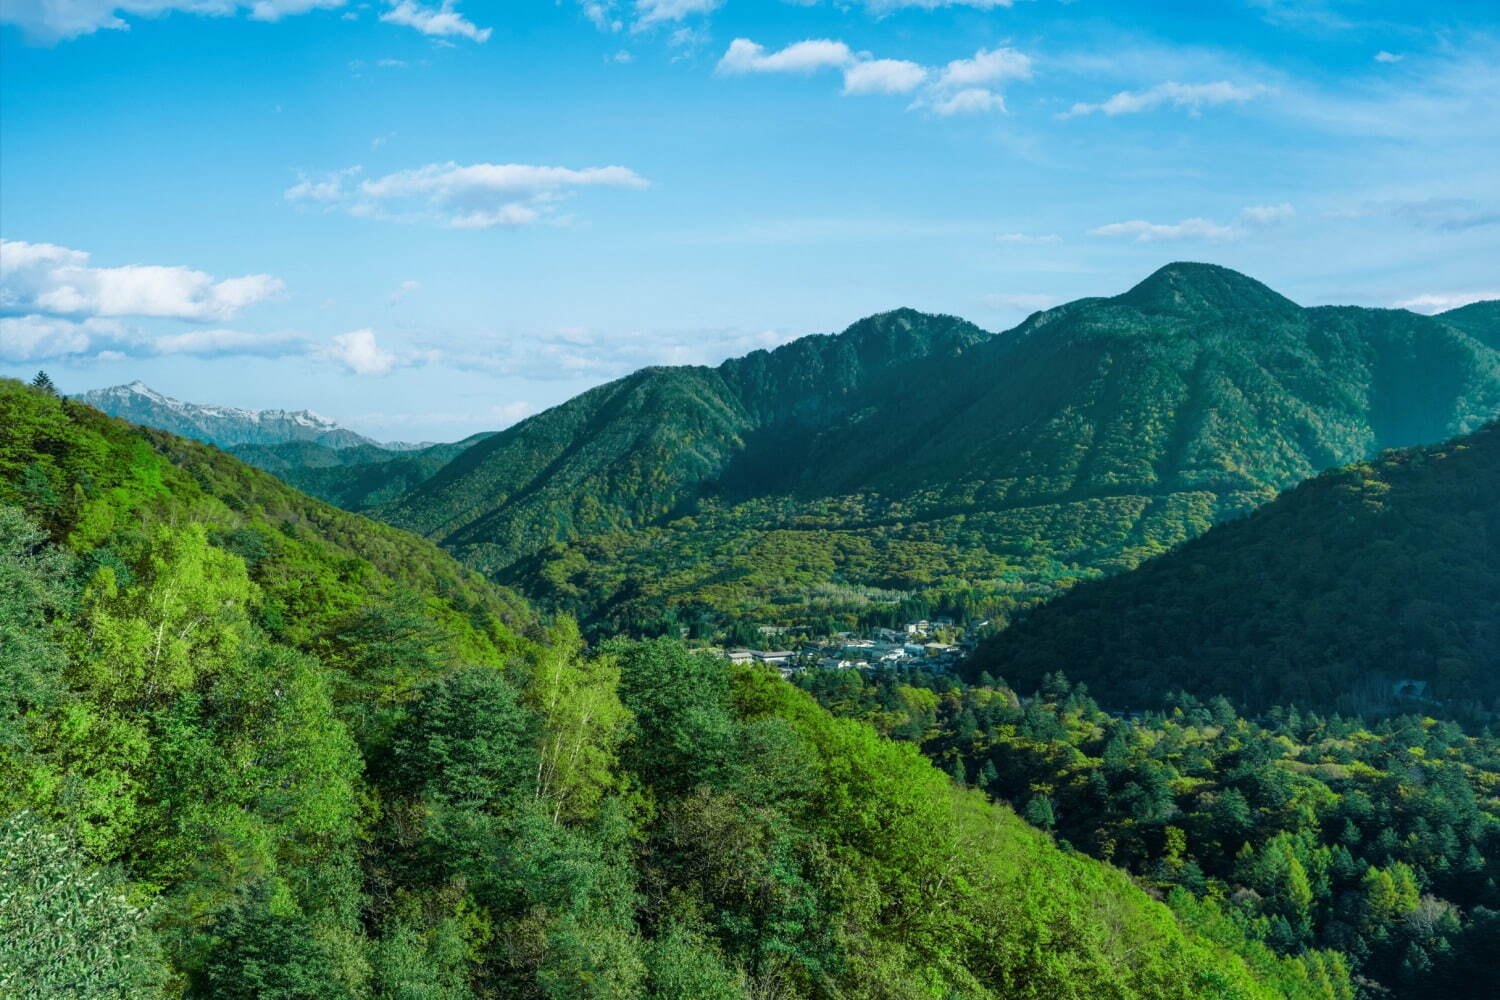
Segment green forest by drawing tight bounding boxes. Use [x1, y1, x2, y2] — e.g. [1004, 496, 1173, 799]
[968, 422, 1500, 717]
[0, 379, 1354, 997]
[797, 666, 1500, 999]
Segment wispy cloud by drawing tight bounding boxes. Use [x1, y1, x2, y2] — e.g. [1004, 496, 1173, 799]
[1089, 217, 1240, 243]
[0, 0, 346, 43]
[0, 314, 307, 363]
[1394, 198, 1500, 233]
[1088, 203, 1295, 243]
[633, 0, 721, 30]
[379, 0, 490, 43]
[286, 161, 650, 229]
[426, 324, 800, 381]
[1061, 80, 1267, 119]
[1241, 202, 1295, 225]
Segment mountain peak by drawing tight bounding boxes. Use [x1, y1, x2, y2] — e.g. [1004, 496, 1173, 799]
[1117, 262, 1300, 317]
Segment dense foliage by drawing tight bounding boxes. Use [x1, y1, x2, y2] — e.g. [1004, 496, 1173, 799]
[1, 380, 1337, 998]
[798, 667, 1500, 999]
[969, 422, 1500, 716]
[373, 265, 1498, 637]
[230, 433, 494, 510]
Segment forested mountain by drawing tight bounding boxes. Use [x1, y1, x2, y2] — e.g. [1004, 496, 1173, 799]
[378, 263, 1499, 637]
[1, 377, 1344, 999]
[229, 433, 495, 510]
[382, 309, 991, 564]
[966, 421, 1500, 716]
[75, 380, 392, 449]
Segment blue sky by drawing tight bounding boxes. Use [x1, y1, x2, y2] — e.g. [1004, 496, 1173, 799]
[2, 0, 1497, 440]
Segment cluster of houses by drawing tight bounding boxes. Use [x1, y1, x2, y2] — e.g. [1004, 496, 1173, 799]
[724, 618, 987, 678]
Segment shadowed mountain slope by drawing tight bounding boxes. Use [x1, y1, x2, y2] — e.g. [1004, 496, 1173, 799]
[967, 421, 1500, 716]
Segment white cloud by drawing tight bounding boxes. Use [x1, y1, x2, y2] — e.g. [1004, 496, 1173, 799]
[1061, 80, 1265, 118]
[633, 0, 720, 29]
[379, 0, 489, 42]
[286, 166, 362, 202]
[1241, 202, 1295, 224]
[286, 161, 650, 229]
[389, 279, 421, 303]
[1392, 291, 1499, 314]
[1089, 217, 1240, 242]
[718, 40, 1031, 115]
[929, 87, 1006, 115]
[935, 46, 1032, 89]
[318, 328, 400, 375]
[717, 38, 854, 74]
[1374, 50, 1403, 63]
[609, 49, 633, 63]
[1, 0, 344, 43]
[997, 232, 1061, 245]
[842, 59, 927, 95]
[1, 239, 284, 322]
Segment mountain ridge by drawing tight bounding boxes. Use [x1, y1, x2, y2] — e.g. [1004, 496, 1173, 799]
[365, 263, 1497, 635]
[965, 419, 1500, 716]
[74, 380, 412, 451]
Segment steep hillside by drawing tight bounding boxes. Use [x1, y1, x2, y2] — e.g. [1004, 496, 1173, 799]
[378, 263, 1498, 635]
[1436, 299, 1500, 350]
[0, 378, 1342, 999]
[75, 380, 387, 449]
[230, 433, 494, 510]
[967, 421, 1500, 715]
[383, 308, 990, 572]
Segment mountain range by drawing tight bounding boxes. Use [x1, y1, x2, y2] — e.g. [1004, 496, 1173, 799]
[369, 263, 1498, 634]
[73, 380, 415, 451]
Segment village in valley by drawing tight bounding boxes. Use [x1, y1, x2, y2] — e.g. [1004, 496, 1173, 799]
[720, 617, 987, 678]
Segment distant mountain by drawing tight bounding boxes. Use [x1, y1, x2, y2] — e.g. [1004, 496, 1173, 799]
[966, 421, 1500, 716]
[375, 263, 1499, 635]
[229, 433, 495, 510]
[1435, 299, 1500, 350]
[75, 381, 383, 450]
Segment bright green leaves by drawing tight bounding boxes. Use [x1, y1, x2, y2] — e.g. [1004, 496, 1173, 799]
[72, 521, 256, 706]
[520, 618, 633, 823]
